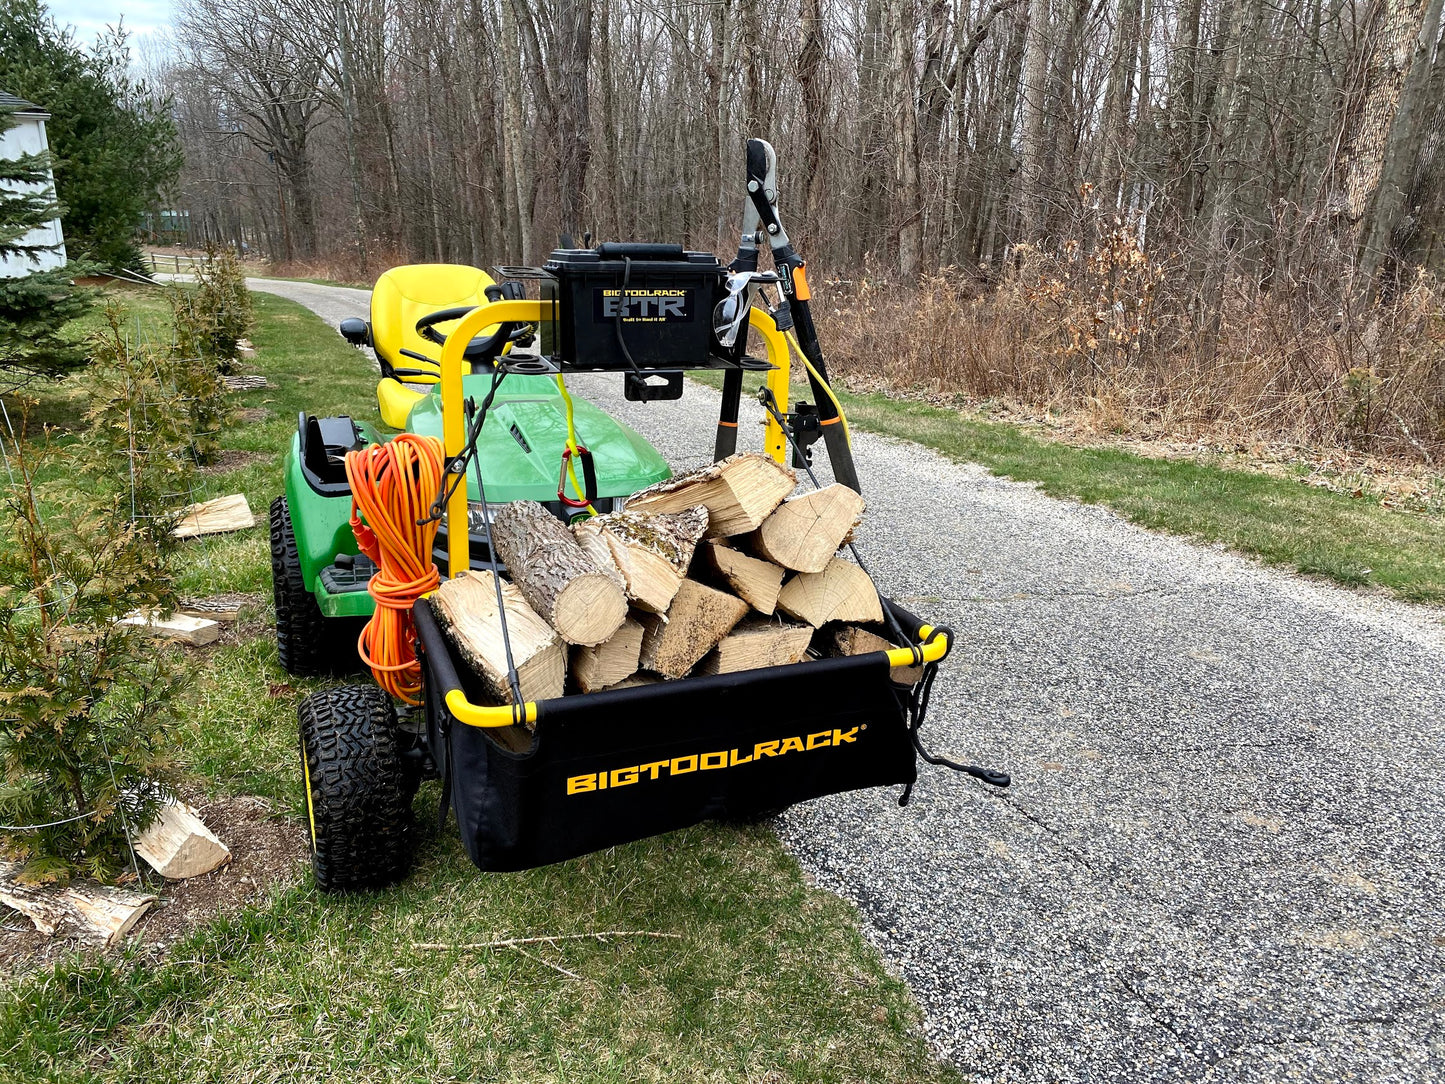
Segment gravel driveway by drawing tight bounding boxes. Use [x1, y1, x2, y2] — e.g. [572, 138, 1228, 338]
[259, 277, 1445, 1083]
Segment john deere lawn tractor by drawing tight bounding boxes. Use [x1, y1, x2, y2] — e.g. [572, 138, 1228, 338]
[271, 139, 1006, 892]
[269, 263, 676, 676]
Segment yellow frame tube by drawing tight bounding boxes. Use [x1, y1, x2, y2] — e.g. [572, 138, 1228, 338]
[436, 299, 545, 577]
[748, 308, 790, 464]
[445, 689, 538, 728]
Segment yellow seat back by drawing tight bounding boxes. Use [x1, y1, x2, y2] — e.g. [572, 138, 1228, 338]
[370, 264, 497, 384]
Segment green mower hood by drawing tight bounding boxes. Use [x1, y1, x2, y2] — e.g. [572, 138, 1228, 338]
[404, 373, 669, 502]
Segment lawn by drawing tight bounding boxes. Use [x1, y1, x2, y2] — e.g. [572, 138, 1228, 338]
[0, 284, 961, 1084]
[692, 369, 1445, 604]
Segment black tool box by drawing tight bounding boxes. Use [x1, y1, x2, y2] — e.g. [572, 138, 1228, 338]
[541, 243, 726, 370]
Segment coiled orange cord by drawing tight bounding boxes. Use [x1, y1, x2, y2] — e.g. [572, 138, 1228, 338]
[344, 434, 446, 704]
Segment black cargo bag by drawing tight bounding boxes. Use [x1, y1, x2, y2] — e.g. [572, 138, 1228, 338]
[414, 599, 939, 872]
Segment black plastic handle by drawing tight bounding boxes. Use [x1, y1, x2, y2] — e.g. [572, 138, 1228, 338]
[597, 242, 686, 260]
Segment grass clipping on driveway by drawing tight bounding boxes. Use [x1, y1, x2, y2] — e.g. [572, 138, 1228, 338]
[0, 287, 960, 1084]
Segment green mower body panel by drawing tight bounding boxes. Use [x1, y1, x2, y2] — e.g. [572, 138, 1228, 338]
[282, 374, 670, 620]
[403, 374, 670, 503]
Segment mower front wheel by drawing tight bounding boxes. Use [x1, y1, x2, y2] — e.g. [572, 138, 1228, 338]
[299, 684, 415, 893]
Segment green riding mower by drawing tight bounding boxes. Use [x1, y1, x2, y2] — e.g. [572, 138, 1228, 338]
[271, 139, 1007, 893]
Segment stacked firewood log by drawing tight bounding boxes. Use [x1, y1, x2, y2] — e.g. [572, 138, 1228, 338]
[431, 452, 910, 711]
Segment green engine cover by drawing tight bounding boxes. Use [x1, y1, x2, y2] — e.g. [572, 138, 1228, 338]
[404, 373, 670, 504]
[282, 373, 671, 619]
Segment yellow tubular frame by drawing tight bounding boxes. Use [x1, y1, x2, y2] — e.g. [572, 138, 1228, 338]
[432, 299, 948, 729]
[747, 308, 791, 463]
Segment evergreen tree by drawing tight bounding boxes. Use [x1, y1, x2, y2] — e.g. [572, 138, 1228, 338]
[0, 101, 87, 383]
[0, 0, 181, 271]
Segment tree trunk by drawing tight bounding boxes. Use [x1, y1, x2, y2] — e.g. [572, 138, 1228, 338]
[498, 0, 533, 260]
[1355, 0, 1443, 290]
[1018, 0, 1053, 240]
[554, 0, 593, 244]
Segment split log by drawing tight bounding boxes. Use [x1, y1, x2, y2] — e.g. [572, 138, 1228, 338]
[639, 579, 749, 678]
[776, 557, 883, 627]
[221, 374, 272, 391]
[700, 542, 786, 615]
[490, 501, 628, 646]
[602, 673, 661, 691]
[135, 800, 231, 880]
[574, 506, 709, 613]
[432, 574, 566, 704]
[571, 617, 644, 693]
[0, 861, 156, 946]
[118, 609, 222, 646]
[625, 453, 796, 537]
[751, 484, 865, 573]
[832, 625, 922, 685]
[174, 493, 256, 538]
[697, 619, 814, 676]
[177, 593, 255, 623]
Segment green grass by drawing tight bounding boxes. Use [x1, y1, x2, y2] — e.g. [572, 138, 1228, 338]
[0, 286, 960, 1084]
[692, 369, 1445, 604]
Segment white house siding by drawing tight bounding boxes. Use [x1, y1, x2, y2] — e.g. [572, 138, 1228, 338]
[0, 108, 67, 279]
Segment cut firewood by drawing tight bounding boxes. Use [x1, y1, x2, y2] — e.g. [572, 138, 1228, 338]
[639, 579, 749, 678]
[602, 672, 661, 691]
[118, 609, 222, 646]
[751, 484, 865, 573]
[832, 625, 923, 685]
[173, 493, 255, 538]
[491, 501, 628, 646]
[700, 542, 786, 615]
[776, 557, 883, 627]
[177, 593, 255, 623]
[221, 374, 272, 391]
[574, 506, 709, 613]
[697, 619, 814, 675]
[625, 453, 796, 537]
[571, 617, 644, 693]
[432, 574, 566, 705]
[135, 799, 231, 880]
[0, 861, 156, 946]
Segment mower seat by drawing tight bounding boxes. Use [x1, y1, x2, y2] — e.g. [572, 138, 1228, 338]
[368, 264, 500, 428]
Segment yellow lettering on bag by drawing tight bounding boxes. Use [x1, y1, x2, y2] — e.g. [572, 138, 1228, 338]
[567, 728, 869, 795]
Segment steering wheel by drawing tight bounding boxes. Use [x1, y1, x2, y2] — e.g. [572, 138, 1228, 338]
[414, 306, 517, 363]
[414, 285, 532, 364]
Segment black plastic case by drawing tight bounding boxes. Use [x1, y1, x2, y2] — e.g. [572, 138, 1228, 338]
[541, 244, 726, 369]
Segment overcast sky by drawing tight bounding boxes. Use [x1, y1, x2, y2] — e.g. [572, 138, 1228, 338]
[46, 0, 173, 47]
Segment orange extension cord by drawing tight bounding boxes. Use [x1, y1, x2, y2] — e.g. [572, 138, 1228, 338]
[344, 434, 446, 704]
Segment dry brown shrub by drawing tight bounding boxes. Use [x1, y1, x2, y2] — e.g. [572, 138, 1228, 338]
[814, 233, 1445, 461]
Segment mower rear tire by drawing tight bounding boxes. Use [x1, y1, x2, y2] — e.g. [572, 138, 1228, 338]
[270, 495, 333, 676]
[299, 684, 415, 893]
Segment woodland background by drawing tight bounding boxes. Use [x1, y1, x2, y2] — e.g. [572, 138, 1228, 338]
[161, 0, 1445, 453]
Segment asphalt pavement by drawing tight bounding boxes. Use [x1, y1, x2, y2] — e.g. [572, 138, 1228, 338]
[256, 277, 1445, 1083]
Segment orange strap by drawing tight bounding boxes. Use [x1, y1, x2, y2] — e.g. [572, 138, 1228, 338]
[344, 434, 445, 704]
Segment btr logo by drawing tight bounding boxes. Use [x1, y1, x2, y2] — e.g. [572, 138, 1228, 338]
[597, 288, 691, 321]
